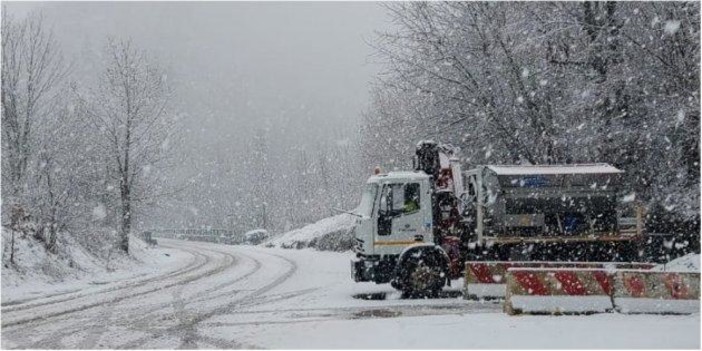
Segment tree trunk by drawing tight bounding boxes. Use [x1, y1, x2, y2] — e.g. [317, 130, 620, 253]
[120, 179, 130, 253]
[47, 224, 57, 254]
[10, 230, 16, 265]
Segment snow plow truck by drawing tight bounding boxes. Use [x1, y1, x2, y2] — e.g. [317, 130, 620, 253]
[350, 141, 645, 295]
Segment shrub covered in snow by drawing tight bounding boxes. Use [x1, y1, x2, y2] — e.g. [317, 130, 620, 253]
[244, 229, 269, 245]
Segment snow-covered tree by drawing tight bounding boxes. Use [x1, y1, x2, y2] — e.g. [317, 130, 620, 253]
[82, 38, 174, 253]
[1, 10, 68, 216]
[364, 1, 700, 249]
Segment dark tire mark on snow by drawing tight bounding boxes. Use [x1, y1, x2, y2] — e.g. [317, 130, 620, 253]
[187, 253, 263, 304]
[201, 301, 502, 328]
[172, 285, 199, 349]
[6, 247, 209, 349]
[1, 241, 238, 349]
[114, 249, 301, 349]
[110, 244, 256, 330]
[1, 248, 208, 328]
[4, 243, 314, 350]
[196, 334, 260, 349]
[1, 241, 203, 314]
[0, 288, 83, 308]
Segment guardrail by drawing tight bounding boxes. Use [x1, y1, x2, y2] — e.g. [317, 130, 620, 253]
[146, 228, 239, 245]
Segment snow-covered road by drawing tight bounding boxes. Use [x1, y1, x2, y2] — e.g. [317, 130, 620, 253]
[2, 239, 699, 349]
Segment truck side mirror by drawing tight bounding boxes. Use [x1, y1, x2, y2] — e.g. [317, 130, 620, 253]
[380, 192, 391, 214]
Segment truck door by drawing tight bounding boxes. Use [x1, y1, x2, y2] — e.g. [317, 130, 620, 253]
[376, 182, 426, 253]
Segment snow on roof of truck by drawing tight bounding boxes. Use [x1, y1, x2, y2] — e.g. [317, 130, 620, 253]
[368, 171, 430, 183]
[486, 163, 623, 175]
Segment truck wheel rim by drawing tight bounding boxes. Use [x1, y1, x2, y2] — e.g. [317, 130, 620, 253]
[410, 262, 441, 291]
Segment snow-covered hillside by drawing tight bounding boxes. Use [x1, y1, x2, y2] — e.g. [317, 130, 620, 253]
[1, 229, 177, 303]
[264, 214, 356, 251]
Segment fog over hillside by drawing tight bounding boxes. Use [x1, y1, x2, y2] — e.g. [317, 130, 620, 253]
[4, 2, 390, 233]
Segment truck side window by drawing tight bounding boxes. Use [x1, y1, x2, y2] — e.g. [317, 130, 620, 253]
[381, 183, 421, 215]
[391, 184, 404, 211]
[403, 183, 420, 214]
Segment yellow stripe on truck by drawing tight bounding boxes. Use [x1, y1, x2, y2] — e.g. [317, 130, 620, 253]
[373, 240, 420, 246]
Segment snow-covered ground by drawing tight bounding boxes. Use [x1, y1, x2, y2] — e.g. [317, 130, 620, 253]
[1, 231, 186, 304]
[264, 213, 356, 251]
[2, 239, 699, 349]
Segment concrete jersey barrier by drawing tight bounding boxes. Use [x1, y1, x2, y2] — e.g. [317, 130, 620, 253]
[464, 261, 654, 299]
[503, 268, 700, 315]
[612, 271, 700, 314]
[504, 268, 615, 315]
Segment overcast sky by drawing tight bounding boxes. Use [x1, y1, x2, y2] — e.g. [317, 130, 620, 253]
[5, 1, 390, 151]
[4, 1, 392, 228]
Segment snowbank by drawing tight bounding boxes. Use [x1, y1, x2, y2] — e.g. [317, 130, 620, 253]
[654, 253, 700, 272]
[265, 214, 356, 251]
[1, 228, 176, 303]
[2, 229, 99, 287]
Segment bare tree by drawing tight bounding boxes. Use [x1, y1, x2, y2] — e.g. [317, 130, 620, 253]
[84, 38, 173, 253]
[1, 9, 70, 261]
[1, 9, 67, 212]
[30, 101, 93, 253]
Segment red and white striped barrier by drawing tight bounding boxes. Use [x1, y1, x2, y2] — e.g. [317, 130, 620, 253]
[464, 261, 654, 299]
[503, 268, 700, 315]
[612, 271, 700, 314]
[504, 268, 615, 315]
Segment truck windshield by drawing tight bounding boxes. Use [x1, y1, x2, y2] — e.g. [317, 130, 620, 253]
[356, 183, 378, 217]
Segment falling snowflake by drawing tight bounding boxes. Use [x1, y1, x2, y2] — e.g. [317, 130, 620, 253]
[675, 109, 685, 128]
[664, 20, 681, 35]
[92, 204, 107, 221]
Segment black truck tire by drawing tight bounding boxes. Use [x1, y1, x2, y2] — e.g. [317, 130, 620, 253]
[392, 246, 448, 298]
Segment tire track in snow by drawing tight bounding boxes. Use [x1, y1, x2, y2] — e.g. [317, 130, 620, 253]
[202, 300, 502, 328]
[10, 247, 208, 349]
[1, 247, 207, 328]
[172, 284, 199, 349]
[106, 243, 261, 330]
[1, 240, 202, 314]
[31, 244, 238, 349]
[25, 245, 248, 349]
[114, 249, 301, 349]
[2, 242, 238, 349]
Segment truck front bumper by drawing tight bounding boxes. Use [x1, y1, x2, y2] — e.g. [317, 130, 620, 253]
[350, 256, 398, 284]
[351, 259, 367, 282]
